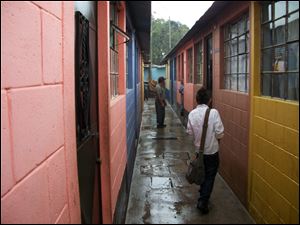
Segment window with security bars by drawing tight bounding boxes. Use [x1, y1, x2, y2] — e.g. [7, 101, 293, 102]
[224, 14, 250, 92]
[194, 42, 203, 84]
[110, 2, 119, 98]
[187, 48, 193, 83]
[261, 1, 299, 101]
[177, 54, 184, 82]
[126, 42, 129, 89]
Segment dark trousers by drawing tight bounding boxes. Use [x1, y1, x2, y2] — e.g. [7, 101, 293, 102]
[180, 94, 184, 116]
[155, 100, 165, 125]
[144, 88, 149, 101]
[199, 152, 219, 204]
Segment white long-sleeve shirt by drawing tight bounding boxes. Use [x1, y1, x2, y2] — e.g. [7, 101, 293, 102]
[187, 104, 224, 155]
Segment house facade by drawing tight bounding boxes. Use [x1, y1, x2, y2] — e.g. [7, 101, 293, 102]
[1, 1, 150, 224]
[162, 1, 299, 223]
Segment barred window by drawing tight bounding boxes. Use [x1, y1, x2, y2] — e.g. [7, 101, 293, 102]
[177, 54, 184, 82]
[110, 48, 119, 98]
[194, 41, 203, 84]
[187, 48, 193, 83]
[224, 14, 250, 92]
[261, 1, 299, 101]
[110, 2, 119, 98]
[126, 42, 130, 89]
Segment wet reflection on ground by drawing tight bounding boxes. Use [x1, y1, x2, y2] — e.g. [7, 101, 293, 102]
[126, 99, 254, 224]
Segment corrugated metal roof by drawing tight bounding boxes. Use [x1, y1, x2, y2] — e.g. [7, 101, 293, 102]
[160, 1, 230, 64]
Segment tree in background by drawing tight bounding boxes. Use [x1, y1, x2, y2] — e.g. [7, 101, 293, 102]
[151, 18, 189, 65]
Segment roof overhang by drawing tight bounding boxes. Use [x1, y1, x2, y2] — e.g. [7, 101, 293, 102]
[160, 1, 230, 64]
[127, 1, 151, 62]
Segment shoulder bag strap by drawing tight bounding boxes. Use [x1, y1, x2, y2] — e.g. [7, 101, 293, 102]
[199, 108, 211, 152]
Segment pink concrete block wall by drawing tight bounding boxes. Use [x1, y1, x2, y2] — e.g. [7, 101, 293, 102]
[9, 85, 64, 181]
[2, 164, 51, 224]
[98, 2, 113, 223]
[170, 1, 250, 207]
[108, 1, 127, 216]
[42, 10, 63, 84]
[1, 91, 14, 196]
[212, 2, 250, 206]
[33, 1, 62, 19]
[98, 2, 128, 222]
[1, 1, 42, 88]
[56, 205, 70, 224]
[1, 1, 80, 224]
[61, 1, 81, 223]
[184, 83, 194, 112]
[47, 147, 68, 223]
[109, 101, 127, 209]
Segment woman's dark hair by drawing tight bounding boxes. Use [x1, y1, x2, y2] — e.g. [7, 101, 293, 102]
[196, 87, 210, 104]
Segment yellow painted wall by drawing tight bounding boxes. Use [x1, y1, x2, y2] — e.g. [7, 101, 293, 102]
[248, 2, 299, 224]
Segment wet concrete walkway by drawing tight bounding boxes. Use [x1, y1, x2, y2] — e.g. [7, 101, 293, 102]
[125, 99, 255, 224]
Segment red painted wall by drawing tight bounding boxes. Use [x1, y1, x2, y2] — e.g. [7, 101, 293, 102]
[1, 1, 81, 223]
[2, 1, 138, 223]
[212, 2, 250, 206]
[184, 83, 194, 112]
[98, 1, 127, 223]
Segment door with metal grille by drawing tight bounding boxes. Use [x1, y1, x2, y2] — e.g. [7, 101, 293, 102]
[74, 2, 101, 224]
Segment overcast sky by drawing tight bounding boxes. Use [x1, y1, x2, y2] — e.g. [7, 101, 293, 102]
[152, 1, 214, 28]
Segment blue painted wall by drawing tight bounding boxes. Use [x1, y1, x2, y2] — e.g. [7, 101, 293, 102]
[143, 65, 166, 82]
[125, 23, 142, 184]
[171, 58, 177, 106]
[144, 67, 150, 81]
[165, 58, 176, 104]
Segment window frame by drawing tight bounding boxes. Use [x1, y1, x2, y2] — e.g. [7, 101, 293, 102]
[186, 48, 193, 83]
[110, 2, 118, 51]
[260, 1, 299, 101]
[194, 41, 203, 84]
[110, 2, 119, 98]
[126, 40, 133, 89]
[223, 13, 250, 93]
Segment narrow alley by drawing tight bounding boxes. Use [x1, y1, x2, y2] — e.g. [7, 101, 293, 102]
[1, 1, 299, 224]
[126, 100, 254, 224]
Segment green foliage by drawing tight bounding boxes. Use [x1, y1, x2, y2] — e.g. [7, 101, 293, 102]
[151, 17, 189, 64]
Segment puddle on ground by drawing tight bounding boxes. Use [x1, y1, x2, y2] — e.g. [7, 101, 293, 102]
[150, 177, 173, 189]
[164, 152, 190, 160]
[140, 165, 170, 177]
[151, 137, 178, 140]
